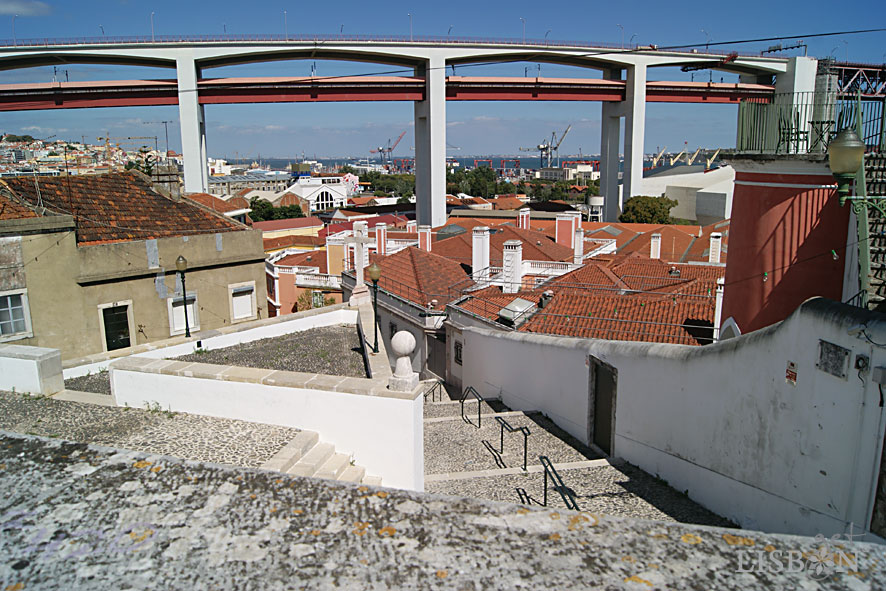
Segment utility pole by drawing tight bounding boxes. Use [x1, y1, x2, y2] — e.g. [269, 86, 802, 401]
[145, 120, 173, 157]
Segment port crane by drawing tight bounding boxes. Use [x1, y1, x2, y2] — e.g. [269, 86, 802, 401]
[519, 124, 571, 168]
[96, 133, 158, 170]
[369, 130, 406, 164]
[651, 146, 667, 167]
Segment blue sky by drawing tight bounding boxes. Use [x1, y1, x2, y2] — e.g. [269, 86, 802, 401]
[0, 0, 884, 159]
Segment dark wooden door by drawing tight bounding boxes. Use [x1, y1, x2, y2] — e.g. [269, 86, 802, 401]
[590, 357, 617, 455]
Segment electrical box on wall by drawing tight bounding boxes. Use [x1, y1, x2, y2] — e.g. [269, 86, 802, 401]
[873, 366, 886, 385]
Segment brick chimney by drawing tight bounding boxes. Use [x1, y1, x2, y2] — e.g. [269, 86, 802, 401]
[472, 226, 490, 281]
[573, 227, 584, 264]
[709, 232, 722, 264]
[406, 220, 417, 232]
[502, 240, 523, 294]
[650, 233, 661, 259]
[418, 225, 432, 252]
[376, 223, 388, 256]
[518, 207, 530, 230]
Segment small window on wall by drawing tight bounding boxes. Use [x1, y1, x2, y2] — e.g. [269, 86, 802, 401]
[311, 290, 325, 308]
[390, 322, 399, 339]
[454, 341, 463, 366]
[167, 293, 199, 336]
[0, 289, 31, 341]
[229, 282, 256, 322]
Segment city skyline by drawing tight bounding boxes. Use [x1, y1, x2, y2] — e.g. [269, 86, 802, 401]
[0, 0, 883, 158]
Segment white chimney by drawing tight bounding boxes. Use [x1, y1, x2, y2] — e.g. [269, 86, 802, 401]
[573, 227, 584, 264]
[406, 220, 417, 232]
[502, 240, 523, 294]
[472, 226, 490, 282]
[714, 277, 725, 341]
[376, 223, 388, 256]
[518, 207, 530, 230]
[418, 225, 432, 252]
[709, 232, 722, 264]
[650, 233, 661, 259]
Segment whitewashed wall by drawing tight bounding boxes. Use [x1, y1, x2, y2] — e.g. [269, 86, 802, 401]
[111, 365, 423, 491]
[461, 298, 886, 541]
[0, 344, 64, 395]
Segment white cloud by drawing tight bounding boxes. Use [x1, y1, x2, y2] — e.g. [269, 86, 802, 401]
[21, 125, 44, 132]
[473, 115, 500, 122]
[0, 1, 51, 16]
[447, 121, 465, 127]
[264, 125, 283, 131]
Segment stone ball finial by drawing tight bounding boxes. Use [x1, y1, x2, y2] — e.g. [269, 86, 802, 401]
[391, 330, 416, 358]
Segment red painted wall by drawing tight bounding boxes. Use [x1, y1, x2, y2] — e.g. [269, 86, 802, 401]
[722, 162, 850, 333]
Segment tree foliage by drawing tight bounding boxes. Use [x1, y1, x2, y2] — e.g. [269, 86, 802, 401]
[2, 134, 36, 143]
[248, 197, 305, 222]
[618, 195, 678, 224]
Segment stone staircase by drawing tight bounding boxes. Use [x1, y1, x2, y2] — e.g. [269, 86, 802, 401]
[865, 153, 886, 312]
[261, 430, 381, 486]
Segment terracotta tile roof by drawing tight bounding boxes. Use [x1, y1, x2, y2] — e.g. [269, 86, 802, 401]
[348, 196, 376, 207]
[1, 172, 241, 245]
[365, 247, 470, 310]
[274, 250, 328, 273]
[0, 187, 39, 220]
[263, 234, 324, 251]
[452, 254, 724, 345]
[433, 225, 573, 266]
[185, 192, 245, 214]
[253, 216, 323, 232]
[490, 196, 525, 210]
[682, 220, 729, 264]
[319, 215, 408, 239]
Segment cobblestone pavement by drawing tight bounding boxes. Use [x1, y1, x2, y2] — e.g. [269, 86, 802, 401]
[424, 399, 734, 528]
[173, 324, 367, 377]
[0, 391, 299, 468]
[64, 370, 111, 395]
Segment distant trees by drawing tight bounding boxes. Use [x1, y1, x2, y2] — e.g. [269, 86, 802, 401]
[446, 166, 516, 197]
[1, 134, 36, 143]
[248, 196, 305, 222]
[363, 171, 415, 197]
[618, 195, 678, 224]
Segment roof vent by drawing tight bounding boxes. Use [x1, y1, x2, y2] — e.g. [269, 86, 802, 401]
[668, 266, 681, 277]
[538, 290, 555, 309]
[498, 297, 536, 327]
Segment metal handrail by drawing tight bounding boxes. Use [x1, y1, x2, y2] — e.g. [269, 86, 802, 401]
[539, 455, 580, 511]
[423, 379, 446, 403]
[495, 416, 530, 471]
[844, 289, 868, 309]
[460, 386, 483, 428]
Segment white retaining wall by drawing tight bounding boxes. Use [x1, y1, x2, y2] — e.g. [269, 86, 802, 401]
[0, 344, 64, 395]
[461, 298, 886, 541]
[110, 358, 423, 491]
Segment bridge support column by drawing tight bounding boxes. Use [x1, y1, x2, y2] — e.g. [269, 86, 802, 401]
[622, 63, 647, 202]
[176, 57, 208, 194]
[599, 69, 623, 222]
[414, 54, 447, 228]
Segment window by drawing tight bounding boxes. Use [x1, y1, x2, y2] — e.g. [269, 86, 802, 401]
[311, 290, 325, 308]
[315, 190, 334, 211]
[454, 341, 463, 366]
[228, 282, 256, 322]
[98, 301, 133, 352]
[0, 290, 31, 341]
[167, 292, 199, 336]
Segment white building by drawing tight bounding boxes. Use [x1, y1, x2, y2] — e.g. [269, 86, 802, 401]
[285, 176, 349, 212]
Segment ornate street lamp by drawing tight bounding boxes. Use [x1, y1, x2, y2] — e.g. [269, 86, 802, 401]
[827, 127, 865, 206]
[367, 262, 382, 353]
[175, 255, 191, 338]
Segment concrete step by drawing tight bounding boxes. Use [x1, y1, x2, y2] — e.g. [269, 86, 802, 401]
[287, 442, 334, 478]
[315, 452, 350, 481]
[339, 465, 366, 483]
[261, 431, 319, 473]
[362, 474, 383, 487]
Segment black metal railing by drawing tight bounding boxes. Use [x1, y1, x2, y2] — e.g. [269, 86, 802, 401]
[423, 379, 446, 403]
[495, 416, 530, 471]
[844, 289, 868, 309]
[540, 456, 580, 511]
[460, 386, 483, 428]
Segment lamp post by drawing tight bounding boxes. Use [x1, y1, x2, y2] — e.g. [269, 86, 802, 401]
[367, 262, 382, 353]
[175, 255, 191, 338]
[408, 13, 413, 42]
[150, 12, 155, 42]
[283, 10, 288, 39]
[12, 14, 17, 46]
[616, 23, 624, 49]
[520, 17, 525, 44]
[827, 127, 865, 206]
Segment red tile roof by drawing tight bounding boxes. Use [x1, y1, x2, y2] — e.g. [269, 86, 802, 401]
[490, 196, 525, 210]
[1, 172, 241, 245]
[274, 250, 328, 273]
[253, 216, 323, 232]
[365, 247, 470, 310]
[319, 215, 408, 239]
[453, 255, 724, 345]
[0, 185, 39, 220]
[185, 192, 246, 214]
[263, 234, 324, 251]
[433, 225, 574, 266]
